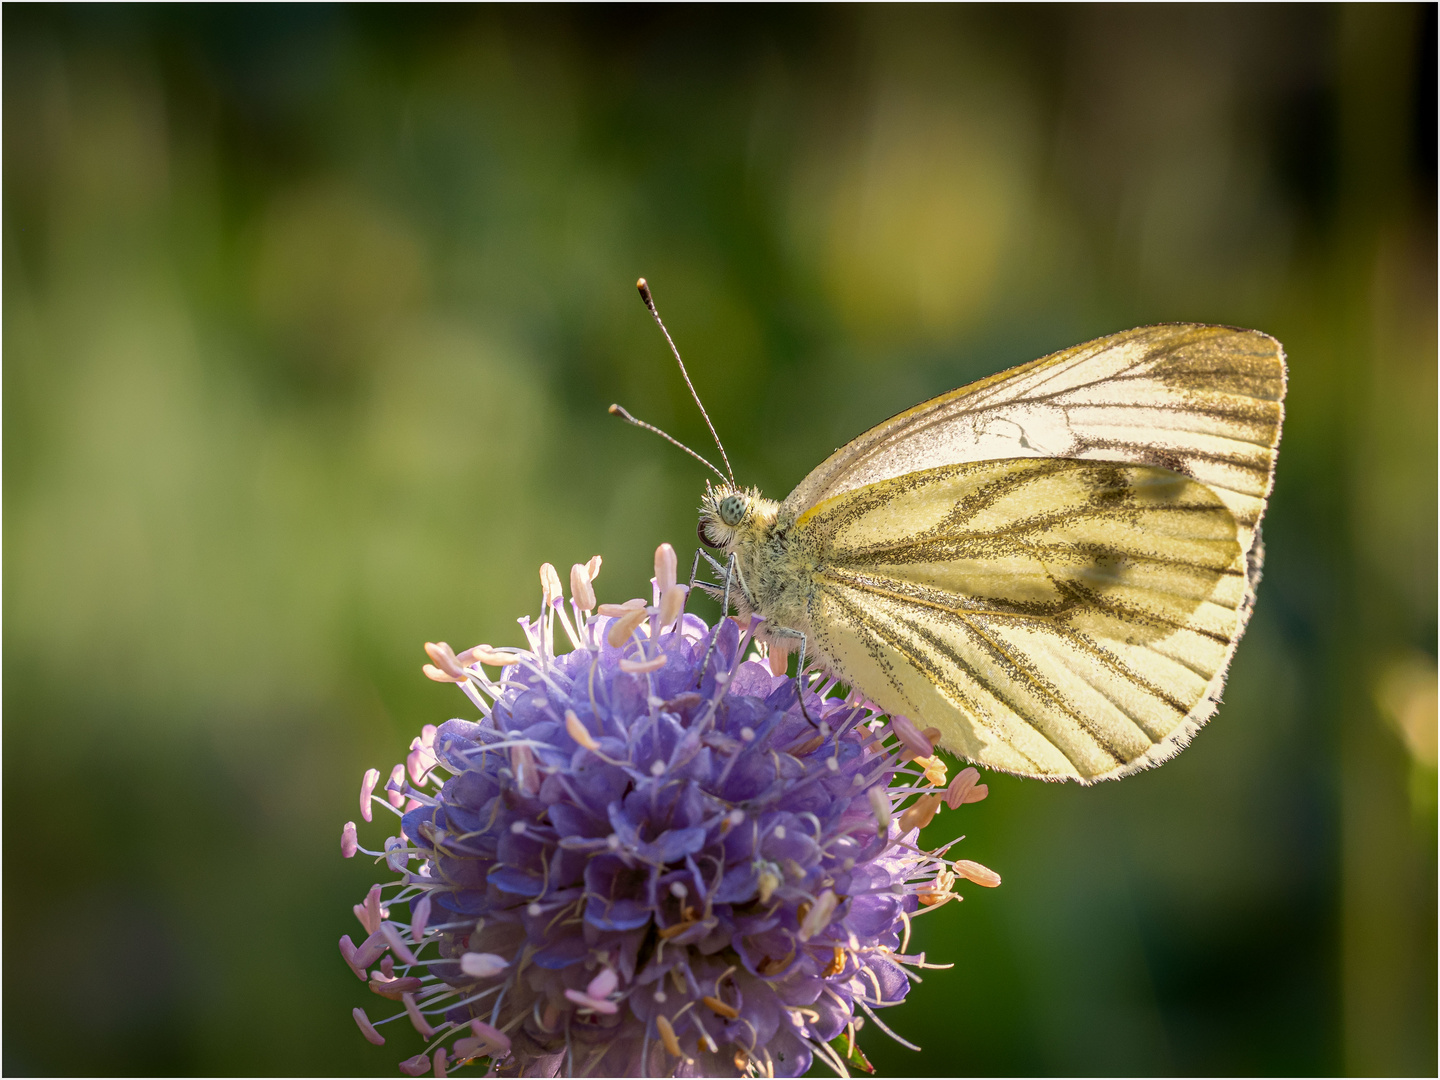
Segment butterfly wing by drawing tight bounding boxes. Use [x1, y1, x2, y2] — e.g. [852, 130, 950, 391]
[794, 457, 1254, 782]
[781, 324, 1286, 567]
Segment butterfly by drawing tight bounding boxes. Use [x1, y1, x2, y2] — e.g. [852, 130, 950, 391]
[614, 281, 1286, 784]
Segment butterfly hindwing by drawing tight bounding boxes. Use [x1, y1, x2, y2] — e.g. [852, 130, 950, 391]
[792, 457, 1250, 782]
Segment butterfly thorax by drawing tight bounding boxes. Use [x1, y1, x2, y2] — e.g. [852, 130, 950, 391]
[698, 484, 816, 638]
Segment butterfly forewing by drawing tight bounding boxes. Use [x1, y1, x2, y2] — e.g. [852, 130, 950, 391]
[794, 458, 1251, 782]
[781, 324, 1285, 562]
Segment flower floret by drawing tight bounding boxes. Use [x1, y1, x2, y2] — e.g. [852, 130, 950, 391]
[341, 545, 998, 1077]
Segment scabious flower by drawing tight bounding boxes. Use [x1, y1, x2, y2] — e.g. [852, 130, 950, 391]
[341, 544, 998, 1077]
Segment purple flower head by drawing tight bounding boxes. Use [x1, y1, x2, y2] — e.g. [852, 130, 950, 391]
[342, 545, 1000, 1077]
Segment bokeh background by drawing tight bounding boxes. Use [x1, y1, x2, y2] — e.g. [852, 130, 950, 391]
[5, 5, 1435, 1076]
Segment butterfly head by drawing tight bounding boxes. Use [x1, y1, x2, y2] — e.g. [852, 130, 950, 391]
[698, 482, 778, 552]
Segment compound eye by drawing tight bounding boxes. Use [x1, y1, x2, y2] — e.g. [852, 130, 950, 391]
[717, 495, 746, 527]
[696, 518, 721, 549]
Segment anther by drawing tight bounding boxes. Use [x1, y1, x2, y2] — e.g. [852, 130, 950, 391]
[402, 992, 436, 1037]
[798, 888, 838, 941]
[954, 859, 1002, 888]
[570, 562, 597, 612]
[540, 562, 564, 607]
[341, 821, 358, 858]
[898, 793, 943, 834]
[339, 935, 368, 981]
[469, 1018, 512, 1055]
[944, 767, 988, 809]
[357, 884, 384, 935]
[466, 645, 520, 667]
[353, 1006, 385, 1046]
[607, 606, 648, 647]
[868, 786, 893, 833]
[620, 654, 668, 674]
[360, 769, 381, 822]
[411, 893, 431, 941]
[702, 994, 739, 1019]
[888, 715, 934, 760]
[655, 543, 679, 593]
[399, 1053, 431, 1077]
[460, 952, 510, 978]
[381, 921, 419, 965]
[659, 582, 688, 627]
[422, 642, 470, 683]
[757, 862, 782, 904]
[656, 1014, 683, 1058]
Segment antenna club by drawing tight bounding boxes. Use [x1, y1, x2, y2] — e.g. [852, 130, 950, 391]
[636, 278, 655, 311]
[607, 403, 622, 415]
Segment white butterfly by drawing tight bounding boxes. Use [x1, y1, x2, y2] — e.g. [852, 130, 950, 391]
[618, 284, 1286, 783]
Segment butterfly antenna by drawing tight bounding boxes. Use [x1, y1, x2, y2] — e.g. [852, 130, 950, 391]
[636, 278, 736, 484]
[608, 403, 728, 483]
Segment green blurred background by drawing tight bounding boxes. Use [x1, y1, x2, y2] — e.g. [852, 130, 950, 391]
[4, 5, 1435, 1076]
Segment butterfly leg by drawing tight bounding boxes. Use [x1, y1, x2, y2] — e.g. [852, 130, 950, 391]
[766, 624, 818, 726]
[693, 551, 739, 686]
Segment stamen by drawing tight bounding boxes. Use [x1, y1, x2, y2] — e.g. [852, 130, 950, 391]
[607, 607, 648, 647]
[432, 1048, 448, 1078]
[401, 992, 435, 1037]
[620, 655, 668, 674]
[586, 967, 619, 999]
[953, 859, 1002, 888]
[654, 543, 679, 593]
[655, 1014, 683, 1058]
[912, 754, 948, 788]
[702, 995, 739, 1019]
[353, 928, 387, 969]
[565, 709, 601, 751]
[944, 767, 988, 808]
[540, 563, 564, 607]
[381, 922, 419, 966]
[353, 1006, 386, 1045]
[359, 884, 384, 935]
[570, 562, 597, 612]
[767, 638, 792, 678]
[868, 786, 893, 834]
[798, 888, 838, 941]
[422, 642, 471, 683]
[341, 821, 358, 859]
[888, 715, 934, 760]
[338, 935, 368, 980]
[468, 1018, 512, 1055]
[659, 583, 688, 628]
[410, 893, 431, 941]
[399, 1053, 431, 1076]
[898, 793, 943, 834]
[359, 769, 381, 822]
[466, 645, 521, 667]
[369, 973, 423, 999]
[460, 952, 509, 978]
[563, 988, 619, 1014]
